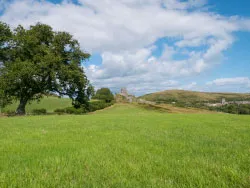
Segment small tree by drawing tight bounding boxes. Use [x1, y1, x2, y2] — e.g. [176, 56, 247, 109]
[0, 22, 92, 115]
[93, 88, 114, 103]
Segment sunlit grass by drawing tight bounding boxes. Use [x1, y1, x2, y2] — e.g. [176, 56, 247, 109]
[0, 104, 249, 187]
[1, 96, 72, 113]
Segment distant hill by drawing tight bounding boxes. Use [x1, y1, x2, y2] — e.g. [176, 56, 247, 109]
[139, 90, 250, 104]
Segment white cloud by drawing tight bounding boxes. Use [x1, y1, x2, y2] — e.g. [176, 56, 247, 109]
[0, 0, 244, 52]
[184, 82, 197, 89]
[1, 0, 250, 94]
[207, 77, 250, 87]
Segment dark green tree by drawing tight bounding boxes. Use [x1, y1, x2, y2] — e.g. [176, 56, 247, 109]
[0, 22, 12, 63]
[238, 106, 250, 115]
[93, 88, 114, 103]
[0, 22, 92, 114]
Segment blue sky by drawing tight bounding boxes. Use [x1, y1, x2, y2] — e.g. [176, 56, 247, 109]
[0, 0, 250, 95]
[208, 0, 250, 82]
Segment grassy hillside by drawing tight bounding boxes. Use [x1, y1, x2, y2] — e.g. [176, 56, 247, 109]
[137, 103, 218, 114]
[140, 90, 250, 103]
[1, 104, 249, 187]
[1, 96, 72, 113]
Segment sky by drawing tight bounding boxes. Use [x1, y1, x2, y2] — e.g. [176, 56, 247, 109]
[0, 0, 250, 96]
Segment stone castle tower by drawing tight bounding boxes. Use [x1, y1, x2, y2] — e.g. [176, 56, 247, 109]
[120, 88, 128, 97]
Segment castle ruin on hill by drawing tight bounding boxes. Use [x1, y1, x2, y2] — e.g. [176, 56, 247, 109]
[120, 88, 128, 98]
[119, 88, 134, 103]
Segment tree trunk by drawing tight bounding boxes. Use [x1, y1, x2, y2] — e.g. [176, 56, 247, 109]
[16, 98, 28, 115]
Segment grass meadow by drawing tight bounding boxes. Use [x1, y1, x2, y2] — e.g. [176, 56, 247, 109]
[1, 97, 72, 113]
[0, 104, 250, 187]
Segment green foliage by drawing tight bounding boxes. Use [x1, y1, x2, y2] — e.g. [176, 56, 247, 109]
[0, 21, 12, 62]
[65, 107, 87, 114]
[1, 104, 250, 187]
[88, 100, 114, 112]
[239, 107, 250, 115]
[87, 84, 95, 100]
[0, 22, 91, 114]
[92, 88, 114, 103]
[54, 108, 66, 115]
[0, 89, 12, 109]
[54, 107, 85, 115]
[53, 101, 114, 114]
[31, 108, 47, 115]
[5, 110, 16, 117]
[209, 104, 250, 115]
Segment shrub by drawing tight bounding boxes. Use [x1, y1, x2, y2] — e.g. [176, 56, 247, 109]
[88, 101, 114, 112]
[65, 107, 86, 115]
[32, 109, 47, 115]
[54, 101, 114, 115]
[54, 107, 86, 115]
[238, 107, 250, 115]
[6, 110, 16, 117]
[54, 108, 66, 115]
[207, 104, 250, 115]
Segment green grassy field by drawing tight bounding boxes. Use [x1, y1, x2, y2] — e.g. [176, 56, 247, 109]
[0, 104, 250, 187]
[1, 96, 72, 113]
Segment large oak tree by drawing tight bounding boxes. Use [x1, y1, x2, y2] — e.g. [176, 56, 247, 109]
[0, 22, 92, 114]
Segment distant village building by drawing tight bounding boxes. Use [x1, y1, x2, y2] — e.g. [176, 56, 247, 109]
[221, 98, 226, 104]
[205, 97, 250, 107]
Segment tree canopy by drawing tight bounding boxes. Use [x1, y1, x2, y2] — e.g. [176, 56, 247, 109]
[92, 88, 114, 103]
[0, 22, 92, 114]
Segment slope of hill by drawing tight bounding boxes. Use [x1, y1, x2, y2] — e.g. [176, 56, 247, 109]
[1, 96, 72, 113]
[139, 90, 250, 103]
[137, 103, 218, 114]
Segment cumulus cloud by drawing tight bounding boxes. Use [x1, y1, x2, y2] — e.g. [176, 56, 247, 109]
[0, 0, 250, 94]
[207, 77, 250, 87]
[181, 82, 197, 90]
